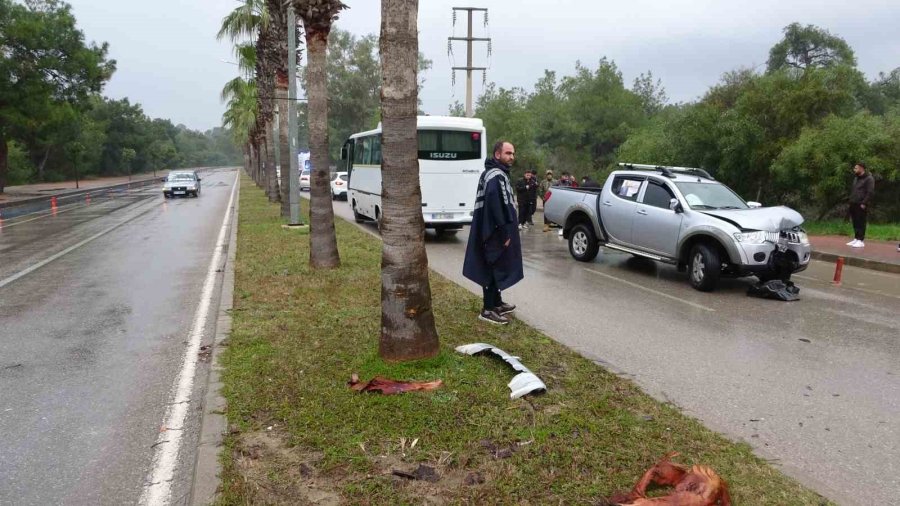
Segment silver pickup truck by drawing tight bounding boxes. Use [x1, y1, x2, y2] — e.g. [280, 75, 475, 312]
[543, 164, 812, 291]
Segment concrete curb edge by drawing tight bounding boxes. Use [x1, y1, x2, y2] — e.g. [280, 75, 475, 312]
[810, 250, 900, 274]
[190, 172, 240, 505]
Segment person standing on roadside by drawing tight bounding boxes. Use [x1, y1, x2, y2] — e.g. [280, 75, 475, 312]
[463, 141, 524, 325]
[539, 169, 557, 232]
[847, 162, 875, 248]
[515, 169, 538, 229]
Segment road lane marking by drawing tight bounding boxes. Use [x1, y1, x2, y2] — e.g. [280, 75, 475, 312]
[0, 198, 160, 289]
[584, 268, 716, 312]
[139, 174, 238, 506]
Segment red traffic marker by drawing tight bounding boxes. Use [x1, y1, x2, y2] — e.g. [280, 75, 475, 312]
[832, 257, 845, 285]
[50, 196, 58, 208]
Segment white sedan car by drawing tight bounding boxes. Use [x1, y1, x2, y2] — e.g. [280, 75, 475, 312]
[300, 168, 311, 191]
[330, 172, 348, 200]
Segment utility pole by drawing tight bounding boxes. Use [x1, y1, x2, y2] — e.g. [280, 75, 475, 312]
[287, 5, 303, 226]
[448, 7, 489, 117]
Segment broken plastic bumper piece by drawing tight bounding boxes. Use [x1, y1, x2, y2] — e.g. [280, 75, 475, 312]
[455, 343, 547, 399]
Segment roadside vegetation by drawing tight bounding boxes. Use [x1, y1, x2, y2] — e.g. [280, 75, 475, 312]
[218, 176, 832, 505]
[472, 23, 900, 224]
[804, 220, 900, 241]
[0, 0, 241, 193]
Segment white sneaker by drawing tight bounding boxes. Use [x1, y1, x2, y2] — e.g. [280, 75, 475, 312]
[851, 240, 865, 248]
[518, 225, 523, 230]
[846, 239, 857, 246]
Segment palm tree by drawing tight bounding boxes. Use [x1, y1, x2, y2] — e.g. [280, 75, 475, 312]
[378, 0, 439, 360]
[218, 0, 279, 202]
[256, 26, 281, 203]
[292, 0, 346, 269]
[265, 0, 300, 218]
[221, 75, 257, 177]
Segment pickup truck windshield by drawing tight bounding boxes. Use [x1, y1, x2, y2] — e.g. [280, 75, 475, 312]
[675, 182, 748, 210]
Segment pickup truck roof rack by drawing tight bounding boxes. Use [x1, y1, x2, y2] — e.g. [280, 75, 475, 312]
[618, 163, 715, 180]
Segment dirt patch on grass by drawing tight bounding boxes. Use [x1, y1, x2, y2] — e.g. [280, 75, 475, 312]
[230, 430, 521, 505]
[234, 430, 341, 505]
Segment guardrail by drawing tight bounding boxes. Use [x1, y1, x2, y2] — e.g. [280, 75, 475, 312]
[0, 177, 162, 220]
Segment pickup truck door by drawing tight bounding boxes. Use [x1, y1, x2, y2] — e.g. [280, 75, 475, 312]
[631, 178, 683, 257]
[600, 175, 645, 245]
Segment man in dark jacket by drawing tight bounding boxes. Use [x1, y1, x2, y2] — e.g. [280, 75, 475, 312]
[515, 169, 538, 228]
[580, 175, 601, 188]
[463, 141, 524, 325]
[847, 162, 875, 248]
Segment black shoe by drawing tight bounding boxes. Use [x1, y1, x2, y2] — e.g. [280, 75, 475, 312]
[478, 309, 509, 325]
[494, 302, 516, 315]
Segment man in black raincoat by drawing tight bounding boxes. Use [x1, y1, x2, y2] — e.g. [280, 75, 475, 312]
[463, 141, 524, 325]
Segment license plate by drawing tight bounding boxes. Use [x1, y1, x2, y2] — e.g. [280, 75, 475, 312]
[174, 191, 185, 195]
[432, 213, 454, 220]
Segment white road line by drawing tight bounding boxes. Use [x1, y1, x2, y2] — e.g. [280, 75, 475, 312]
[139, 174, 238, 506]
[584, 268, 716, 312]
[0, 198, 160, 289]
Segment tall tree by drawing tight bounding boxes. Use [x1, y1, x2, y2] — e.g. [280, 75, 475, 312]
[292, 0, 346, 269]
[767, 23, 856, 73]
[0, 0, 114, 192]
[378, 0, 439, 361]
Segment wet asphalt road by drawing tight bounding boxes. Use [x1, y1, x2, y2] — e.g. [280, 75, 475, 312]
[0, 169, 237, 505]
[323, 196, 899, 506]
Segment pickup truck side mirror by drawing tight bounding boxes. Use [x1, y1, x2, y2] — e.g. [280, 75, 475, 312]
[669, 198, 684, 213]
[747, 201, 762, 209]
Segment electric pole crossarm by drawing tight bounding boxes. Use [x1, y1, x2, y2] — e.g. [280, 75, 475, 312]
[452, 67, 486, 71]
[448, 37, 491, 41]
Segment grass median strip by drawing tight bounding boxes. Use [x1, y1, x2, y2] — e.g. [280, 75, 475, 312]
[218, 174, 830, 504]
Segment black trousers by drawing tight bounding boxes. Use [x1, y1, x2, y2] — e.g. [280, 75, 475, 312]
[482, 272, 502, 311]
[517, 199, 534, 225]
[850, 203, 867, 241]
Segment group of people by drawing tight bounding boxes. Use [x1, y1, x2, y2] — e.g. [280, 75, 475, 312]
[464, 142, 895, 326]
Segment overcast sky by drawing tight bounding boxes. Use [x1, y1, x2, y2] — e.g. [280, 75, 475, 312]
[66, 0, 900, 132]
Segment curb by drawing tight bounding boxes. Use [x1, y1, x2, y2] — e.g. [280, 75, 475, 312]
[190, 174, 239, 505]
[810, 250, 900, 275]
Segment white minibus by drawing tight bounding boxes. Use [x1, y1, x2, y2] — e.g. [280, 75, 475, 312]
[340, 116, 487, 235]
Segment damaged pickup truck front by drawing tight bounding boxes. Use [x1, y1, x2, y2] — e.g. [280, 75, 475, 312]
[543, 164, 812, 291]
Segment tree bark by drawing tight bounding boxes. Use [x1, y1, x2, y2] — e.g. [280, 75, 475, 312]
[378, 0, 439, 361]
[0, 134, 8, 194]
[243, 143, 251, 176]
[277, 86, 291, 218]
[265, 121, 280, 202]
[306, 27, 341, 269]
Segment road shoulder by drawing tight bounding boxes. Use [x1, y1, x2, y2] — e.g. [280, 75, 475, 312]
[190, 175, 239, 505]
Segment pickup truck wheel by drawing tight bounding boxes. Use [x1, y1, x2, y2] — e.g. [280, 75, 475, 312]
[569, 224, 599, 262]
[689, 244, 720, 292]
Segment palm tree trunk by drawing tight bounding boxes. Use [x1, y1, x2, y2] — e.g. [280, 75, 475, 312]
[265, 122, 280, 202]
[243, 144, 251, 175]
[277, 87, 291, 218]
[378, 0, 438, 361]
[306, 27, 340, 268]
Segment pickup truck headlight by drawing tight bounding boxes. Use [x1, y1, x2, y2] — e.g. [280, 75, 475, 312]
[733, 231, 768, 244]
[796, 231, 809, 244]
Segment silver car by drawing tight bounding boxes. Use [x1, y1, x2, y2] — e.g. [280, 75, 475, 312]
[163, 171, 201, 198]
[544, 164, 812, 291]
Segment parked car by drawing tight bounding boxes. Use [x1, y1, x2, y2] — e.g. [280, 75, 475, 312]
[300, 168, 311, 191]
[330, 171, 348, 200]
[162, 170, 201, 198]
[543, 163, 811, 291]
